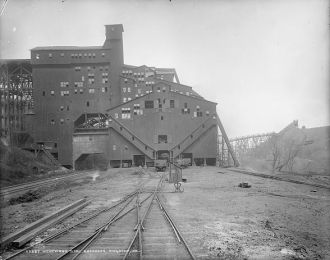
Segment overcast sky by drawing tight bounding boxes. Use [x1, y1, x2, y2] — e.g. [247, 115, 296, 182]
[1, 0, 329, 137]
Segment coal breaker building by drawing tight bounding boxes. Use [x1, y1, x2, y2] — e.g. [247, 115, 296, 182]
[3, 24, 238, 169]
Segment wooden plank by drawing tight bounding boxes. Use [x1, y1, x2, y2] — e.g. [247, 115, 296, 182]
[12, 201, 90, 248]
[0, 199, 86, 248]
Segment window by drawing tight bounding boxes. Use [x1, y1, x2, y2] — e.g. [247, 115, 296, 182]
[74, 82, 83, 88]
[80, 89, 83, 94]
[49, 53, 52, 58]
[113, 145, 116, 151]
[128, 97, 131, 101]
[74, 89, 78, 94]
[102, 87, 108, 93]
[170, 100, 175, 108]
[50, 90, 55, 96]
[102, 52, 105, 57]
[161, 115, 164, 120]
[158, 135, 167, 144]
[86, 101, 90, 107]
[138, 89, 141, 94]
[36, 54, 40, 59]
[127, 87, 131, 93]
[60, 82, 69, 88]
[206, 111, 210, 116]
[75, 66, 81, 71]
[184, 103, 188, 108]
[60, 90, 69, 96]
[60, 53, 64, 57]
[67, 105, 70, 111]
[102, 78, 108, 84]
[123, 97, 127, 103]
[162, 87, 166, 93]
[121, 107, 131, 119]
[157, 87, 161, 93]
[145, 100, 154, 109]
[89, 88, 95, 94]
[88, 78, 95, 84]
[124, 79, 128, 83]
[115, 113, 118, 119]
[51, 119, 55, 125]
[158, 98, 162, 109]
[60, 119, 64, 124]
[123, 87, 126, 93]
[133, 104, 142, 115]
[60, 106, 64, 111]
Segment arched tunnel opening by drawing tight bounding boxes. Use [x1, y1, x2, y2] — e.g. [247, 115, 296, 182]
[75, 153, 108, 171]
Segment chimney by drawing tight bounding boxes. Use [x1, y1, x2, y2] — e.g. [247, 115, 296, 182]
[103, 24, 124, 48]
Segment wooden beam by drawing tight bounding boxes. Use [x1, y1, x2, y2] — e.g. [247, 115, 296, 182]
[12, 201, 90, 248]
[0, 199, 87, 248]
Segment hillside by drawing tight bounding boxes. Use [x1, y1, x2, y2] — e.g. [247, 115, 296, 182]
[239, 125, 330, 175]
[0, 140, 63, 187]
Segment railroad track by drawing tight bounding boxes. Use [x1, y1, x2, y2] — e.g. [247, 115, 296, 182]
[4, 175, 195, 260]
[229, 168, 330, 190]
[0, 172, 92, 197]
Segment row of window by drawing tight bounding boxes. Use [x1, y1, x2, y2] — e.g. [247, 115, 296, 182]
[42, 87, 108, 96]
[50, 118, 67, 125]
[36, 52, 106, 60]
[75, 66, 109, 71]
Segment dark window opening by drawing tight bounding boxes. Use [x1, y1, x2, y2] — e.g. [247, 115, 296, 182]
[158, 135, 167, 144]
[191, 135, 193, 139]
[170, 100, 175, 108]
[178, 145, 181, 150]
[161, 115, 164, 120]
[67, 106, 69, 111]
[54, 143, 57, 148]
[86, 101, 89, 107]
[184, 103, 188, 108]
[120, 126, 123, 131]
[132, 136, 135, 141]
[145, 146, 148, 150]
[42, 91, 45, 96]
[145, 100, 154, 109]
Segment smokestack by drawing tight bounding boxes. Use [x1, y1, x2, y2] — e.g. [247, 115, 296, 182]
[103, 24, 124, 48]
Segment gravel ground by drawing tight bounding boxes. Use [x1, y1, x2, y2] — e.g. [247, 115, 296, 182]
[1, 166, 329, 260]
[159, 167, 330, 259]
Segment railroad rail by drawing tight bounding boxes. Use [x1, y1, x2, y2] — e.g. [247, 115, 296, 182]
[0, 172, 93, 198]
[3, 174, 196, 260]
[229, 168, 330, 190]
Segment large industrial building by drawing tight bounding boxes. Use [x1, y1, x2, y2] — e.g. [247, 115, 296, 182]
[1, 24, 238, 169]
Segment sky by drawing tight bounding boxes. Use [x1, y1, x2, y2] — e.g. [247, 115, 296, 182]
[1, 0, 329, 137]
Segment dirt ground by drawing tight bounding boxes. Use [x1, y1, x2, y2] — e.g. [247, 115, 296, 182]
[1, 166, 329, 259]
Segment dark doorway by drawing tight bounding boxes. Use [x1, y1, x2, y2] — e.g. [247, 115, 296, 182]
[181, 153, 193, 166]
[133, 155, 145, 167]
[206, 158, 216, 166]
[157, 150, 170, 160]
[194, 158, 204, 166]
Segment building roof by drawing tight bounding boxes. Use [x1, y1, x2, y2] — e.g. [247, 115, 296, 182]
[156, 80, 202, 98]
[106, 88, 216, 112]
[31, 46, 108, 51]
